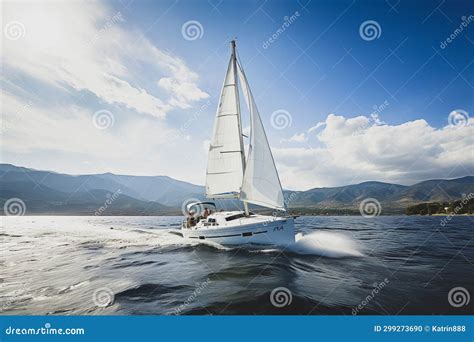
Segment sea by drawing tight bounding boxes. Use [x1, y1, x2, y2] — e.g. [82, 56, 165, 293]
[1, 216, 472, 315]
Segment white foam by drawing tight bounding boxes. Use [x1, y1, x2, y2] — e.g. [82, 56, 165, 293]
[2, 217, 364, 257]
[191, 238, 234, 251]
[289, 231, 364, 258]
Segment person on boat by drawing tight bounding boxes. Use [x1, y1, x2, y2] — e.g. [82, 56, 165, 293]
[203, 207, 210, 219]
[187, 210, 196, 227]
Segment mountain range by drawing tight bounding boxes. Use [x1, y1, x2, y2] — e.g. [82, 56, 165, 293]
[0, 163, 472, 215]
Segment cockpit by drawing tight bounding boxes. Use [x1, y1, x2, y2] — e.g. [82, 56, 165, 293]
[184, 202, 217, 228]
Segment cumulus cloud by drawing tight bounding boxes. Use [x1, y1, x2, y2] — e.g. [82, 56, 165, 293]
[281, 120, 327, 143]
[284, 133, 307, 143]
[275, 114, 474, 190]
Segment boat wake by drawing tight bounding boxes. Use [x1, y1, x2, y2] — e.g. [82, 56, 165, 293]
[289, 231, 364, 258]
[69, 225, 364, 258]
[181, 230, 364, 258]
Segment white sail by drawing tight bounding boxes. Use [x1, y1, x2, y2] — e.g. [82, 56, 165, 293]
[205, 54, 245, 198]
[237, 62, 286, 211]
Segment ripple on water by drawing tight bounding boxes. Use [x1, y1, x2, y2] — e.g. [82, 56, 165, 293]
[115, 283, 192, 303]
[79, 241, 105, 250]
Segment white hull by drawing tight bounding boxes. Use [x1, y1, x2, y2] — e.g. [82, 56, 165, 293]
[182, 212, 295, 246]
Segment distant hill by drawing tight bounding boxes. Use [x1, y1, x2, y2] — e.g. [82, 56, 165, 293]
[285, 176, 474, 212]
[0, 164, 204, 207]
[0, 164, 178, 215]
[286, 181, 407, 208]
[95, 173, 205, 206]
[0, 178, 170, 216]
[393, 177, 474, 206]
[0, 163, 473, 215]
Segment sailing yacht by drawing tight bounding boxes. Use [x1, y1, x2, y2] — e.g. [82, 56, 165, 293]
[181, 40, 295, 246]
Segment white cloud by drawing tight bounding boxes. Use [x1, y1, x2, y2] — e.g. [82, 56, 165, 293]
[0, 1, 212, 185]
[1, 90, 208, 184]
[2, 1, 208, 118]
[275, 114, 474, 190]
[158, 78, 209, 109]
[286, 133, 307, 142]
[1, 91, 172, 158]
[281, 120, 326, 143]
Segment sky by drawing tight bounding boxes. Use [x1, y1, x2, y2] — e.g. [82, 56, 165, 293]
[1, 0, 473, 190]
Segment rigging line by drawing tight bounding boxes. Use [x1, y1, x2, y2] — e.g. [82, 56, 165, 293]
[231, 42, 246, 170]
[235, 57, 252, 115]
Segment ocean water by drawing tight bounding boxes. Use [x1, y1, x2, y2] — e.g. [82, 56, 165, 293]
[1, 216, 472, 315]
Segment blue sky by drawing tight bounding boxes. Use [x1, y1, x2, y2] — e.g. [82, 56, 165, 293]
[1, 0, 473, 190]
[128, 0, 473, 127]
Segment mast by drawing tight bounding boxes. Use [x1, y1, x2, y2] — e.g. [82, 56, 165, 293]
[231, 40, 250, 216]
[205, 41, 246, 199]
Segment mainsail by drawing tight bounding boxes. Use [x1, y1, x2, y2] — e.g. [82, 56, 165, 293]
[237, 60, 286, 211]
[205, 44, 245, 198]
